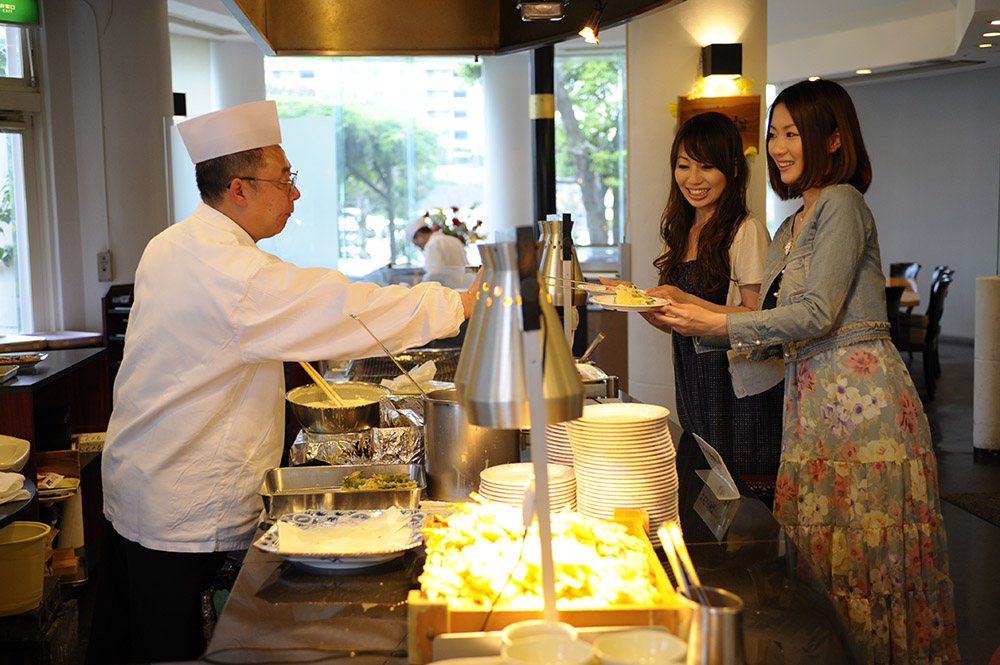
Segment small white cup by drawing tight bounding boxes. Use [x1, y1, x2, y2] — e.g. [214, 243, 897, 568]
[501, 634, 593, 665]
[500, 620, 579, 648]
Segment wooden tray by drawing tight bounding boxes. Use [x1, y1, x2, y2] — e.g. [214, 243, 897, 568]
[406, 508, 681, 664]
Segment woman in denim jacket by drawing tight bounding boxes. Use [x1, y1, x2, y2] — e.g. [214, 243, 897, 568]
[656, 80, 959, 664]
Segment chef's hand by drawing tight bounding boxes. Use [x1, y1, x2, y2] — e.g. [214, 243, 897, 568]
[658, 302, 729, 337]
[460, 267, 484, 319]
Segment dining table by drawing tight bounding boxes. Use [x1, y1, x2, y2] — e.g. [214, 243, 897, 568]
[887, 276, 919, 309]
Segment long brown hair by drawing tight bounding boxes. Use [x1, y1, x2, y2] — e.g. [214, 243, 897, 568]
[653, 112, 749, 294]
[766, 79, 872, 199]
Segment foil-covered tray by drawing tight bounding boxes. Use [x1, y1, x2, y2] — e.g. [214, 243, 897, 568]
[259, 464, 425, 520]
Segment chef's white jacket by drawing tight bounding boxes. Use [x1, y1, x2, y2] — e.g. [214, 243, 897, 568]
[103, 203, 463, 552]
[422, 232, 471, 289]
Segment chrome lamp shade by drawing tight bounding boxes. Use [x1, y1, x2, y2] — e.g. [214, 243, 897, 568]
[538, 213, 586, 307]
[454, 234, 584, 429]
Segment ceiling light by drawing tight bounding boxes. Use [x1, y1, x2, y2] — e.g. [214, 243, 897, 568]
[517, 1, 565, 21]
[703, 43, 742, 78]
[984, 32, 1000, 37]
[978, 43, 993, 48]
[579, 3, 604, 44]
[992, 20, 1000, 25]
[808, 76, 820, 81]
[855, 68, 872, 75]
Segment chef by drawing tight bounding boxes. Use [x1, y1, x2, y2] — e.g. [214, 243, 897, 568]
[406, 216, 473, 289]
[93, 100, 476, 664]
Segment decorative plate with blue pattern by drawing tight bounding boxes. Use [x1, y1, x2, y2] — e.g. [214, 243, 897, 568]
[254, 508, 427, 571]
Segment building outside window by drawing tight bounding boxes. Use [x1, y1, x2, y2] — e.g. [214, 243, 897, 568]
[259, 56, 485, 279]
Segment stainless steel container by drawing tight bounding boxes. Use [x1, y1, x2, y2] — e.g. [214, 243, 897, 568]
[286, 381, 389, 433]
[423, 387, 521, 500]
[258, 464, 424, 519]
[676, 586, 745, 665]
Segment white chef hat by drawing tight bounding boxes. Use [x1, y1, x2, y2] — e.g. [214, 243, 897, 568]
[406, 217, 430, 241]
[177, 100, 281, 164]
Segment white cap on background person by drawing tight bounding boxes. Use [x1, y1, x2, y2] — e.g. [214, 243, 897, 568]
[177, 100, 281, 165]
[406, 217, 430, 241]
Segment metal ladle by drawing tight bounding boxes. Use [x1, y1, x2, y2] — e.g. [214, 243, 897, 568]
[349, 314, 427, 396]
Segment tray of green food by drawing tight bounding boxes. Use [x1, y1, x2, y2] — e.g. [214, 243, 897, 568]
[259, 464, 425, 519]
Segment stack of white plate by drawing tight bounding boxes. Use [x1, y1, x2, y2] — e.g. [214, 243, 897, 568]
[478, 462, 576, 511]
[543, 423, 574, 466]
[566, 403, 678, 547]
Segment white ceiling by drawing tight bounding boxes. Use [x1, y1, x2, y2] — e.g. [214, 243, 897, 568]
[166, 0, 1000, 83]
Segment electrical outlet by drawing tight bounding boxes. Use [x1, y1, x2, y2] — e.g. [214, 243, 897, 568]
[97, 250, 113, 282]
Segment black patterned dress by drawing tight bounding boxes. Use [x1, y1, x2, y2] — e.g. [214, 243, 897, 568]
[671, 261, 784, 490]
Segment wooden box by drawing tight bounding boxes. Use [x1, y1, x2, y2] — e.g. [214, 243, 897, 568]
[406, 509, 681, 664]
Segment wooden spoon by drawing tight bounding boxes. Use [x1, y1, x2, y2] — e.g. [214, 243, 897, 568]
[297, 361, 346, 407]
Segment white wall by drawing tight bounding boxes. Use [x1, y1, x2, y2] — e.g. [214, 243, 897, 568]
[625, 0, 768, 412]
[42, 0, 173, 333]
[844, 68, 1000, 340]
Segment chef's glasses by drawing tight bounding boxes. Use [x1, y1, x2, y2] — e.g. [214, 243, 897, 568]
[237, 171, 298, 195]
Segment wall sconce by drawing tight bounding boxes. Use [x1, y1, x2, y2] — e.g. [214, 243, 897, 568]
[578, 1, 604, 44]
[517, 1, 565, 21]
[702, 43, 742, 78]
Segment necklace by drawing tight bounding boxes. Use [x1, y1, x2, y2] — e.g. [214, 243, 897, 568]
[783, 204, 816, 257]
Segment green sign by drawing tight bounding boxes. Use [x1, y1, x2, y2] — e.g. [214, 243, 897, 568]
[0, 1, 40, 26]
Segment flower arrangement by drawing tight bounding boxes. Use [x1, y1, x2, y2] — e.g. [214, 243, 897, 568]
[418, 205, 485, 245]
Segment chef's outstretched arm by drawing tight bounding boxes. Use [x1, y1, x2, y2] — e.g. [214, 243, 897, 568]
[459, 267, 484, 319]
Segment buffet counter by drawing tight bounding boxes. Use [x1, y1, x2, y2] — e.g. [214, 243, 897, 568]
[203, 429, 862, 665]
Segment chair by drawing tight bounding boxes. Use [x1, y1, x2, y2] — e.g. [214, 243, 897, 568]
[897, 272, 953, 401]
[884, 284, 906, 346]
[890, 262, 921, 280]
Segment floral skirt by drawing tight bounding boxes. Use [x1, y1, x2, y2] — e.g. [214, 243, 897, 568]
[774, 340, 960, 664]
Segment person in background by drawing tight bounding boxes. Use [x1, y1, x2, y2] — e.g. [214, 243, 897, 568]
[605, 112, 784, 495]
[91, 101, 477, 664]
[406, 214, 472, 289]
[655, 80, 959, 663]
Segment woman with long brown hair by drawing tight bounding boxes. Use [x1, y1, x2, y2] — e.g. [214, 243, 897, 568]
[611, 111, 784, 490]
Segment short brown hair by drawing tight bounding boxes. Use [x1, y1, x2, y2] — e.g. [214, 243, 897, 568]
[767, 79, 872, 200]
[194, 148, 266, 204]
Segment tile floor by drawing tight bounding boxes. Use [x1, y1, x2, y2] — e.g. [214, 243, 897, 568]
[919, 340, 1000, 664]
[67, 340, 998, 664]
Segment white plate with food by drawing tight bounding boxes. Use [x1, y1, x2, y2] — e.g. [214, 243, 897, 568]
[0, 352, 48, 368]
[254, 508, 427, 571]
[590, 284, 668, 311]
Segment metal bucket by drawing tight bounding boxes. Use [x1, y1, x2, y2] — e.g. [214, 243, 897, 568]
[423, 387, 521, 500]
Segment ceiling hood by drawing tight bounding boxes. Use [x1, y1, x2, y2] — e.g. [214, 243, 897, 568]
[221, 0, 683, 56]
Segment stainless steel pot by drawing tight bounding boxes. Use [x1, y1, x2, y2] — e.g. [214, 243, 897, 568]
[423, 387, 522, 500]
[286, 381, 389, 433]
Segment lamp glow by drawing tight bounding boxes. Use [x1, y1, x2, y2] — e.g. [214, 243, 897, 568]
[579, 7, 602, 44]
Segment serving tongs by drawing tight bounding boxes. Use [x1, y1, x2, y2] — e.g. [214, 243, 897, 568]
[349, 314, 427, 396]
[658, 520, 710, 605]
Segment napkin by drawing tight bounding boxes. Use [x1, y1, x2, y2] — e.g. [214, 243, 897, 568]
[0, 471, 29, 504]
[381, 360, 437, 394]
[277, 507, 415, 554]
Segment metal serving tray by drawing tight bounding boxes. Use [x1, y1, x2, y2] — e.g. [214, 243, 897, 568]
[259, 464, 425, 520]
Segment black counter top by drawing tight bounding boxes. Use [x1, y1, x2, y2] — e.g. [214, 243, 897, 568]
[204, 429, 863, 665]
[0, 347, 106, 394]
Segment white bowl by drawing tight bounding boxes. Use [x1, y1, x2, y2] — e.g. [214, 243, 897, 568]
[0, 435, 30, 473]
[500, 620, 578, 647]
[502, 634, 592, 665]
[593, 629, 687, 665]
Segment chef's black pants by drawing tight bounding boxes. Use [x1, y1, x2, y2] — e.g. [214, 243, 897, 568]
[87, 519, 227, 664]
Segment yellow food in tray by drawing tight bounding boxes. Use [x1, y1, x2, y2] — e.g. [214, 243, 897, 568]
[419, 502, 664, 610]
[614, 284, 656, 306]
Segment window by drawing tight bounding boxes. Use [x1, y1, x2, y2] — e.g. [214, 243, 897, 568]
[260, 57, 484, 278]
[553, 47, 627, 251]
[0, 26, 41, 334]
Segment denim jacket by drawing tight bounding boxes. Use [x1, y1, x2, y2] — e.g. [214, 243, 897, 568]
[724, 184, 890, 362]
